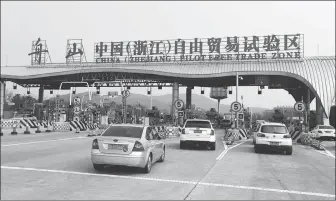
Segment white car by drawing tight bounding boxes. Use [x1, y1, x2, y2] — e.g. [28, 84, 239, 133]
[91, 124, 165, 173]
[180, 119, 216, 150]
[254, 122, 292, 155]
[311, 125, 336, 141]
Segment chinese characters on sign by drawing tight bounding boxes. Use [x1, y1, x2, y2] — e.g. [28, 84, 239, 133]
[93, 34, 303, 64]
[28, 37, 52, 65]
[65, 39, 87, 64]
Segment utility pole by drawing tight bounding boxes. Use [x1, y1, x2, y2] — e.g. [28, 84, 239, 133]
[235, 72, 239, 129]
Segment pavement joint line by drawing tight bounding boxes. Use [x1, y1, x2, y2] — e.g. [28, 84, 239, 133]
[1, 165, 334, 199]
[1, 137, 87, 147]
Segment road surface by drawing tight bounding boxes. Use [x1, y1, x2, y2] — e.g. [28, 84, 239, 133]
[1, 129, 335, 200]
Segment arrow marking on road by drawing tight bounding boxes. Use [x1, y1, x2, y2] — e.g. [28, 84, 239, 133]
[1, 166, 335, 198]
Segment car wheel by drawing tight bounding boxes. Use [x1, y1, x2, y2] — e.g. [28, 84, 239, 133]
[286, 147, 293, 155]
[158, 147, 165, 162]
[143, 154, 152, 173]
[180, 142, 185, 149]
[93, 164, 104, 171]
[211, 142, 216, 150]
[254, 146, 260, 153]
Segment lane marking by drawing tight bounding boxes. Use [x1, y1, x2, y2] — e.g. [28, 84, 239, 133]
[1, 165, 334, 198]
[324, 149, 336, 159]
[216, 141, 247, 161]
[1, 137, 87, 147]
[198, 182, 335, 198]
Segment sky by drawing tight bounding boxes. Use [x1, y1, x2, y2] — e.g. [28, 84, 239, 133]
[1, 1, 335, 110]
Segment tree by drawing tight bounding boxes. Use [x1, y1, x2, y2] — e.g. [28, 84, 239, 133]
[272, 109, 285, 123]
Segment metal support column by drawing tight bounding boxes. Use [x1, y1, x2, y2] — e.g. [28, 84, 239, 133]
[38, 85, 44, 103]
[316, 98, 323, 125]
[306, 89, 310, 132]
[171, 82, 179, 125]
[0, 81, 5, 119]
[186, 86, 192, 110]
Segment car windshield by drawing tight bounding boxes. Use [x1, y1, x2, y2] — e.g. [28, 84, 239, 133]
[261, 125, 287, 134]
[185, 121, 211, 128]
[102, 126, 143, 138]
[319, 125, 334, 129]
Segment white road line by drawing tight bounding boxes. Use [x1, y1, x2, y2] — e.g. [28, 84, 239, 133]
[1, 166, 334, 198]
[198, 182, 335, 198]
[217, 141, 247, 161]
[1, 137, 87, 147]
[324, 149, 336, 159]
[216, 142, 229, 160]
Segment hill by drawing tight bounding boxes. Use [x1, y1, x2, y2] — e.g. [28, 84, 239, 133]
[49, 92, 269, 114]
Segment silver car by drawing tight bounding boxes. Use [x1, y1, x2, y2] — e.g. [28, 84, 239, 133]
[91, 124, 165, 173]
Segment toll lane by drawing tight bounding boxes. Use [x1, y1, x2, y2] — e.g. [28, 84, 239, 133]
[186, 140, 335, 200]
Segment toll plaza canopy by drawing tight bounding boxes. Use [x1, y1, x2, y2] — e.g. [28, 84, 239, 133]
[1, 56, 335, 118]
[0, 34, 335, 119]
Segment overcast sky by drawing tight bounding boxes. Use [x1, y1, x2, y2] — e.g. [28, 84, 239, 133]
[1, 1, 335, 110]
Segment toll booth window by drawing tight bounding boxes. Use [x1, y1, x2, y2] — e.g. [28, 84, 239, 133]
[261, 125, 287, 134]
[102, 126, 143, 138]
[185, 121, 211, 128]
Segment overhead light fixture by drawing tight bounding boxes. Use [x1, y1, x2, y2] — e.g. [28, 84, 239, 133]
[13, 84, 17, 90]
[229, 87, 232, 94]
[147, 87, 151, 95]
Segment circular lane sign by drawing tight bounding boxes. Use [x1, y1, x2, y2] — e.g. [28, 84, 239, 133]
[230, 101, 242, 112]
[294, 102, 306, 112]
[174, 99, 184, 110]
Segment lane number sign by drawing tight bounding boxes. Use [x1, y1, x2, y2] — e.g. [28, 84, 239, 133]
[294, 102, 306, 112]
[230, 101, 242, 112]
[73, 97, 81, 105]
[174, 100, 184, 110]
[122, 90, 130, 98]
[73, 106, 80, 114]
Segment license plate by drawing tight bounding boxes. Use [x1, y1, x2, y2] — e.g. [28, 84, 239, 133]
[108, 144, 125, 150]
[194, 130, 202, 133]
[270, 142, 280, 145]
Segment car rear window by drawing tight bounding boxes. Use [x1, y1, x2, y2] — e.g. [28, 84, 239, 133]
[102, 126, 143, 138]
[261, 125, 287, 134]
[319, 126, 334, 129]
[185, 121, 211, 128]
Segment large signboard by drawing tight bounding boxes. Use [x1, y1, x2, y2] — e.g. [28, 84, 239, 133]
[94, 34, 303, 64]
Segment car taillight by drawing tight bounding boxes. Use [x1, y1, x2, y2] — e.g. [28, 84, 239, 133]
[92, 139, 99, 149]
[132, 141, 144, 151]
[318, 130, 323, 133]
[283, 134, 291, 138]
[210, 130, 214, 135]
[182, 129, 185, 134]
[257, 133, 265, 137]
